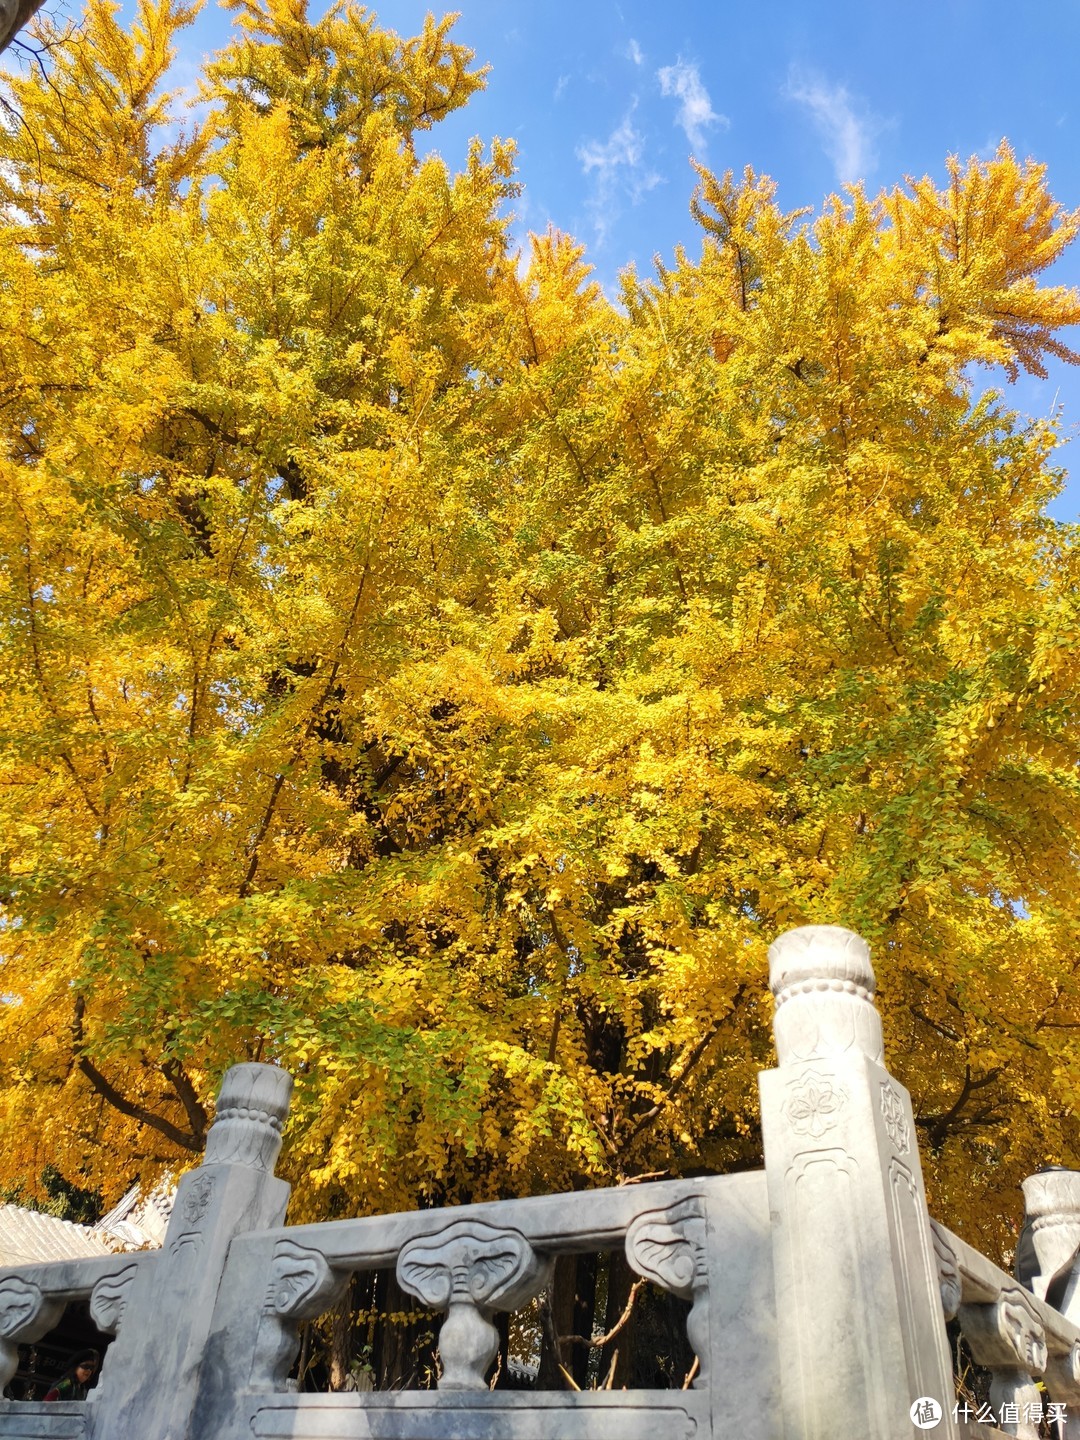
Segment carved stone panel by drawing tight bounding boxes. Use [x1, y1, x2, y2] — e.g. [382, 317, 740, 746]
[930, 1222, 961, 1322]
[89, 1263, 139, 1336]
[397, 1220, 551, 1391]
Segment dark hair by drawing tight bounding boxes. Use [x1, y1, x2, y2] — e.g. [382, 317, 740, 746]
[67, 1349, 99, 1373]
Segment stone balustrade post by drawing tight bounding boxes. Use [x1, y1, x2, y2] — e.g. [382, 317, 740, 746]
[759, 924, 957, 1440]
[88, 1062, 293, 1440]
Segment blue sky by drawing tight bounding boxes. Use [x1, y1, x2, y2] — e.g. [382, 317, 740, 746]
[53, 0, 1080, 515]
[401, 0, 1080, 518]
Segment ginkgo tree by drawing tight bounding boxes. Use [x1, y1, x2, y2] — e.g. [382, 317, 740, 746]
[1, 0, 1080, 1259]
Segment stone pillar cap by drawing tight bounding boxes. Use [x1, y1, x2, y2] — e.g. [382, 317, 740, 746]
[1021, 1168, 1080, 1217]
[768, 924, 875, 1003]
[203, 1062, 292, 1171]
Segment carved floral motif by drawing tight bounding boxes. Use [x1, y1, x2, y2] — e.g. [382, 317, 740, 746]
[181, 1173, 215, 1225]
[784, 1069, 847, 1139]
[880, 1082, 911, 1154]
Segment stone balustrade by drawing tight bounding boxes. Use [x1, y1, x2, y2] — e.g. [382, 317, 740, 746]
[932, 1218, 1080, 1438]
[0, 926, 1074, 1439]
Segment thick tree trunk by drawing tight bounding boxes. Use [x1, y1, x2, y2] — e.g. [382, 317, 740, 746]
[0, 0, 48, 56]
[536, 1254, 578, 1388]
[599, 1250, 637, 1389]
[570, 1251, 598, 1389]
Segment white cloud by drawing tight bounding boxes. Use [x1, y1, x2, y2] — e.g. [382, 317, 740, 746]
[578, 111, 646, 178]
[576, 103, 662, 246]
[657, 59, 726, 153]
[626, 38, 644, 66]
[784, 68, 882, 185]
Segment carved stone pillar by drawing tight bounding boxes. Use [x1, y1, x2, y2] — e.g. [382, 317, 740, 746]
[759, 924, 958, 1440]
[397, 1220, 551, 1390]
[88, 1063, 293, 1440]
[1017, 1169, 1080, 1314]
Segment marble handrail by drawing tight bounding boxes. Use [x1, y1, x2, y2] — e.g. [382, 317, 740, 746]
[0, 1253, 148, 1392]
[933, 1219, 1080, 1438]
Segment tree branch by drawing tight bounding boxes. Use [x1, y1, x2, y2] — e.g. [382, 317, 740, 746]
[160, 1056, 209, 1143]
[71, 998, 202, 1153]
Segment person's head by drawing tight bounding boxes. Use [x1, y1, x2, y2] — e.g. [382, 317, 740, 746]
[71, 1350, 98, 1383]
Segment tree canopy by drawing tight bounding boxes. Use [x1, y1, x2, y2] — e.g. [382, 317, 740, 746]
[2, 0, 1080, 1252]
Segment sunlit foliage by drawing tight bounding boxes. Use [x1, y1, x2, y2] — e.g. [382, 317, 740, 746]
[2, 0, 1080, 1252]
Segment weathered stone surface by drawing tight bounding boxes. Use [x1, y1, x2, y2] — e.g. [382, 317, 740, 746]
[0, 1277, 64, 1391]
[1017, 1168, 1080, 1315]
[761, 923, 958, 1440]
[0, 0, 48, 55]
[89, 1063, 292, 1440]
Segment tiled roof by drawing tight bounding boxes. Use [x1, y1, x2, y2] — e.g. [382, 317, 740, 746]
[97, 1183, 173, 1249]
[0, 1183, 176, 1266]
[0, 1204, 115, 1267]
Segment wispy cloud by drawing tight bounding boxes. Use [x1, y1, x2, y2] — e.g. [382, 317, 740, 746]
[626, 38, 644, 66]
[784, 67, 883, 185]
[657, 59, 726, 153]
[576, 103, 662, 246]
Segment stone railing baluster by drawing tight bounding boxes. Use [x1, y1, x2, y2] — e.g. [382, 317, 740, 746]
[397, 1219, 551, 1390]
[625, 1197, 709, 1385]
[959, 1288, 1047, 1439]
[0, 1276, 65, 1391]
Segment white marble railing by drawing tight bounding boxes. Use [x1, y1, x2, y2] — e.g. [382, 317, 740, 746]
[202, 1171, 774, 1440]
[933, 1217, 1080, 1439]
[0, 925, 1074, 1439]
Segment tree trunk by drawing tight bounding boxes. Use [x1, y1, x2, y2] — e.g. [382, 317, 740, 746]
[599, 1250, 637, 1389]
